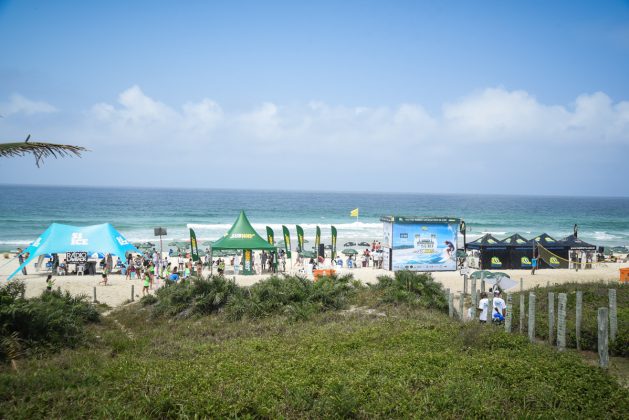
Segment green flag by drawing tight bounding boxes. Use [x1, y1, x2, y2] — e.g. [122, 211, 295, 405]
[296, 225, 304, 252]
[331, 226, 337, 260]
[315, 226, 321, 257]
[266, 226, 275, 245]
[282, 225, 292, 258]
[189, 228, 199, 262]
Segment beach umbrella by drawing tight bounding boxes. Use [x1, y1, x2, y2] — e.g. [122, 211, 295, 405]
[484, 275, 518, 291]
[470, 270, 494, 279]
[344, 242, 356, 247]
[358, 241, 370, 247]
[300, 250, 316, 258]
[90, 252, 105, 259]
[168, 241, 179, 246]
[342, 248, 358, 255]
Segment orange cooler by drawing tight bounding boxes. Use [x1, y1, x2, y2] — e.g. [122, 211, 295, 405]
[620, 268, 629, 283]
[313, 269, 336, 281]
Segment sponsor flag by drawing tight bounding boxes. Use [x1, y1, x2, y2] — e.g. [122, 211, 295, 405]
[350, 208, 359, 218]
[315, 226, 321, 257]
[189, 228, 199, 262]
[331, 226, 337, 260]
[282, 225, 292, 258]
[296, 225, 304, 252]
[266, 226, 275, 245]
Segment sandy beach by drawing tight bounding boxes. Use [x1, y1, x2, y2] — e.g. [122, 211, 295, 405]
[1, 254, 626, 308]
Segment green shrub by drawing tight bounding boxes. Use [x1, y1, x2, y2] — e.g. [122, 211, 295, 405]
[225, 274, 361, 321]
[150, 276, 242, 318]
[0, 281, 100, 361]
[372, 271, 448, 311]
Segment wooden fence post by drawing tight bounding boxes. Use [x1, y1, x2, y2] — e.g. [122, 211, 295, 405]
[505, 294, 512, 333]
[488, 295, 493, 325]
[519, 294, 525, 334]
[459, 293, 464, 321]
[481, 276, 485, 293]
[609, 289, 617, 343]
[448, 292, 453, 318]
[528, 292, 536, 342]
[576, 291, 583, 351]
[93, 286, 97, 303]
[131, 285, 135, 302]
[463, 274, 468, 296]
[598, 307, 609, 369]
[520, 277, 523, 293]
[548, 292, 555, 345]
[557, 293, 567, 351]
[471, 277, 477, 300]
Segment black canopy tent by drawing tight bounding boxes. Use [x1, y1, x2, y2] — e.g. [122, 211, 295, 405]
[466, 234, 509, 269]
[531, 233, 568, 268]
[559, 234, 597, 251]
[500, 234, 533, 269]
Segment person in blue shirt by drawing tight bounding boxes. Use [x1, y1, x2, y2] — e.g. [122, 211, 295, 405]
[168, 267, 180, 282]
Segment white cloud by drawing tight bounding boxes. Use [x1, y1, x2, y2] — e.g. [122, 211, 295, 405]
[0, 94, 57, 116]
[76, 86, 629, 151]
[3, 86, 628, 194]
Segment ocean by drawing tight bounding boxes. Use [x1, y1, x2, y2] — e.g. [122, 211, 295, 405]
[0, 185, 628, 250]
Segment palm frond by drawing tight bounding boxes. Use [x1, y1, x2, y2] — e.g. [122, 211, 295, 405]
[0, 141, 88, 167]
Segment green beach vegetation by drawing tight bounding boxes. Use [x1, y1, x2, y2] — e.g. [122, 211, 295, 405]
[1, 273, 628, 418]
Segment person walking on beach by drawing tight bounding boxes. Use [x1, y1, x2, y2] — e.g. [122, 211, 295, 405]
[46, 274, 54, 292]
[99, 273, 108, 286]
[531, 255, 538, 275]
[477, 292, 489, 323]
[17, 248, 27, 275]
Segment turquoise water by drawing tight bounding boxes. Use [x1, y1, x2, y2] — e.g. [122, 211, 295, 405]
[0, 185, 627, 249]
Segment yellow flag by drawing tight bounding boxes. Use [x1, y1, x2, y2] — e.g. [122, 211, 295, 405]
[350, 208, 359, 217]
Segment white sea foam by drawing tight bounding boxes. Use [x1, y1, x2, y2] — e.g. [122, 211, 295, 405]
[593, 231, 620, 241]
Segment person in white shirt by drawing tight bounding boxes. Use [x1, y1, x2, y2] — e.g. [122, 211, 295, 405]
[477, 292, 489, 323]
[492, 289, 507, 323]
[177, 253, 184, 271]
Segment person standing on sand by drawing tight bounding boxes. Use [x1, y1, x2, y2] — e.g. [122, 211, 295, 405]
[477, 292, 489, 323]
[17, 248, 27, 275]
[531, 255, 538, 275]
[177, 253, 184, 272]
[492, 290, 506, 324]
[105, 253, 113, 274]
[142, 270, 150, 296]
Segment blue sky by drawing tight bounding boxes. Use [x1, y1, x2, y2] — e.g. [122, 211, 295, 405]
[1, 0, 628, 196]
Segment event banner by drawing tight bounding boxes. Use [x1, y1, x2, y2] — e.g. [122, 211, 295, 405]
[282, 225, 292, 258]
[243, 249, 253, 275]
[390, 220, 458, 271]
[189, 228, 199, 262]
[315, 226, 321, 257]
[296, 225, 304, 252]
[331, 226, 337, 260]
[266, 226, 275, 246]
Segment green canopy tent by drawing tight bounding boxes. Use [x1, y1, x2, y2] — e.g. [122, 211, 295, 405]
[210, 211, 276, 275]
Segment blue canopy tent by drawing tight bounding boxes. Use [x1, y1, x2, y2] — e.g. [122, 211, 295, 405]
[8, 223, 141, 280]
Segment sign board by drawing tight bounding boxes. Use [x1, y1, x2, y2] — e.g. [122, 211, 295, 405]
[382, 216, 460, 272]
[242, 249, 253, 275]
[66, 251, 88, 264]
[154, 227, 167, 236]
